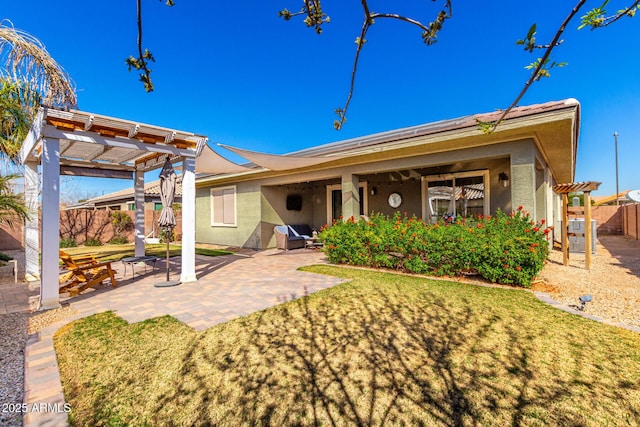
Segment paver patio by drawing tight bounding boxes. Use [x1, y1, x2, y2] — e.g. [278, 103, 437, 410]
[19, 248, 345, 426]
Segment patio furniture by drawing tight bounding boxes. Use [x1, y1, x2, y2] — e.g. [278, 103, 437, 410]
[305, 238, 323, 249]
[59, 250, 117, 296]
[274, 224, 313, 250]
[121, 256, 160, 279]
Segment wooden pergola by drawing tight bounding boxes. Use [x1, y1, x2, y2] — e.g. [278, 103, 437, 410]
[553, 181, 601, 270]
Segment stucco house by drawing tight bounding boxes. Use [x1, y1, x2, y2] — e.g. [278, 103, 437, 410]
[67, 175, 183, 211]
[194, 99, 579, 249]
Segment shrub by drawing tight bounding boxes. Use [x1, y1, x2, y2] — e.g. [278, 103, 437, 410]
[109, 236, 129, 245]
[60, 237, 77, 248]
[159, 228, 174, 243]
[84, 237, 103, 247]
[320, 208, 551, 287]
[110, 211, 133, 235]
[0, 252, 13, 262]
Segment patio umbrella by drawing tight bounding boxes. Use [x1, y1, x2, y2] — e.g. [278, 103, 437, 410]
[155, 157, 180, 287]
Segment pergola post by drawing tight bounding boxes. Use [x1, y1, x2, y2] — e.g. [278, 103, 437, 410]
[584, 190, 593, 270]
[562, 193, 569, 266]
[180, 157, 197, 283]
[134, 167, 145, 257]
[24, 161, 40, 280]
[40, 138, 61, 310]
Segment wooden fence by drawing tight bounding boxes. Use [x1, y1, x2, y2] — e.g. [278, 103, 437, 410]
[622, 203, 640, 240]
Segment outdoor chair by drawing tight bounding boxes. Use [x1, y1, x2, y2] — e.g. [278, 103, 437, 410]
[59, 250, 117, 296]
[274, 224, 312, 250]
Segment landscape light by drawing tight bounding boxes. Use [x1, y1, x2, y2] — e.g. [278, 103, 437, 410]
[579, 295, 592, 311]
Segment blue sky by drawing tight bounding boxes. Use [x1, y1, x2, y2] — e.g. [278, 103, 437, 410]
[4, 1, 639, 198]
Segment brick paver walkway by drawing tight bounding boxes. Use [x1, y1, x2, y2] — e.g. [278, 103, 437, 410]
[17, 249, 344, 426]
[0, 282, 38, 314]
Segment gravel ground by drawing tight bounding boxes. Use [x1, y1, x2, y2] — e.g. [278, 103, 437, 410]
[0, 303, 77, 427]
[0, 312, 29, 427]
[535, 235, 640, 328]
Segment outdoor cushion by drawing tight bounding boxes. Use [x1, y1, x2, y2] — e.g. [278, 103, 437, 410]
[288, 224, 312, 238]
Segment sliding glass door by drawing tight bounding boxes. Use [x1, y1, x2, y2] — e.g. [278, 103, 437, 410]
[422, 171, 489, 223]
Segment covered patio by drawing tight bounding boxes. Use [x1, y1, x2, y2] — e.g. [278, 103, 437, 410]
[18, 107, 246, 310]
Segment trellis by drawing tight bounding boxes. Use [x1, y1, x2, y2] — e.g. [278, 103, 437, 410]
[553, 181, 601, 270]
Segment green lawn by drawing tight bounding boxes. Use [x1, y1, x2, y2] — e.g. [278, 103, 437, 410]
[61, 243, 233, 262]
[54, 266, 640, 426]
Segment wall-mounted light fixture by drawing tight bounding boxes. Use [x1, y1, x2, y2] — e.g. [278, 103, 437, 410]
[370, 187, 377, 196]
[498, 172, 510, 187]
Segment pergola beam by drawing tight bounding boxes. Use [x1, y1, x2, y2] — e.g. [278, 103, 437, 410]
[60, 166, 133, 179]
[42, 125, 196, 162]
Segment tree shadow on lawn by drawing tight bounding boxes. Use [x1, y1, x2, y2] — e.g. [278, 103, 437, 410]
[147, 274, 640, 426]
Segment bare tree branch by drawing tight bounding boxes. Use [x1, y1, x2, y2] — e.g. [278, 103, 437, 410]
[125, 0, 156, 92]
[600, 0, 640, 27]
[334, 16, 371, 129]
[482, 0, 588, 133]
[332, 0, 452, 129]
[370, 14, 432, 32]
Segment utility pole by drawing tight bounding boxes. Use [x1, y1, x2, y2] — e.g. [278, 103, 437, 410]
[614, 132, 619, 206]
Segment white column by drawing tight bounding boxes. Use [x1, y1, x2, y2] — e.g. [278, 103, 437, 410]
[134, 167, 145, 257]
[40, 138, 61, 310]
[341, 172, 360, 221]
[510, 143, 536, 215]
[24, 161, 39, 281]
[180, 157, 197, 283]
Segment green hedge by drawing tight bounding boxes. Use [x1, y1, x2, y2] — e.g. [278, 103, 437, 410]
[320, 208, 551, 287]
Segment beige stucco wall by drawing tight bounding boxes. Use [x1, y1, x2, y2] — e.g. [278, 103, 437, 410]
[196, 138, 557, 248]
[196, 183, 263, 249]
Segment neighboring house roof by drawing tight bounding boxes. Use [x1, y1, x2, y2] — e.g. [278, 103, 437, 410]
[66, 174, 183, 209]
[593, 190, 631, 206]
[201, 98, 580, 185]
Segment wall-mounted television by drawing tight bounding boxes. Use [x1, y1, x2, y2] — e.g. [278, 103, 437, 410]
[286, 194, 303, 211]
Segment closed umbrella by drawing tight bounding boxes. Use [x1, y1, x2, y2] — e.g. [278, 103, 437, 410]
[155, 157, 180, 287]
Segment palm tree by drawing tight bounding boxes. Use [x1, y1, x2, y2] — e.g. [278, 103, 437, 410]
[0, 173, 29, 227]
[0, 20, 76, 225]
[0, 21, 77, 161]
[0, 20, 76, 113]
[0, 78, 33, 161]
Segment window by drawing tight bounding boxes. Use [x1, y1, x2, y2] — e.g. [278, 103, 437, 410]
[422, 171, 489, 223]
[210, 186, 237, 227]
[154, 202, 163, 211]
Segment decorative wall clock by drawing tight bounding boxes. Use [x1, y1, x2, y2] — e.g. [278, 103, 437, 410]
[388, 192, 402, 208]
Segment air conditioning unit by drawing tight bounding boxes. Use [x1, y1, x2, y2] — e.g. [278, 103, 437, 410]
[567, 219, 597, 254]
